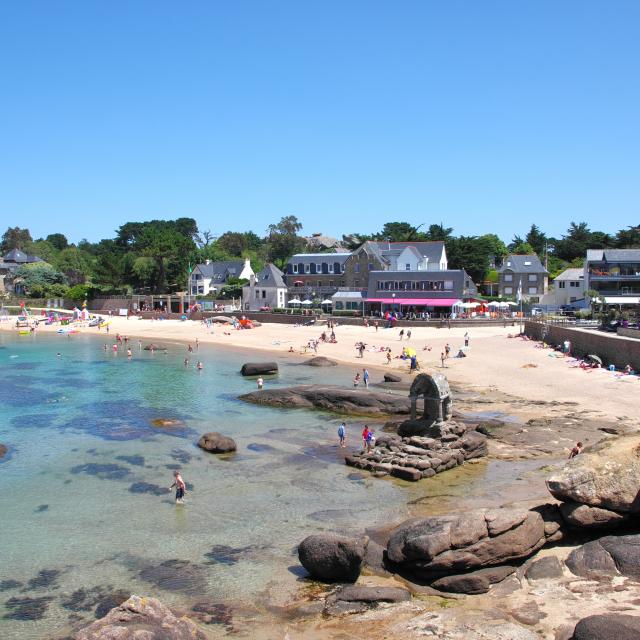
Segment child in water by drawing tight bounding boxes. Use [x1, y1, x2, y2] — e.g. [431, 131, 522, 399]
[169, 470, 187, 504]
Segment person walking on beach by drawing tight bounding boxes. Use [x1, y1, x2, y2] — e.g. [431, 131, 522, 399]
[440, 351, 446, 368]
[363, 368, 370, 388]
[257, 376, 264, 389]
[386, 349, 392, 365]
[169, 470, 187, 504]
[464, 332, 470, 347]
[338, 422, 346, 448]
[374, 320, 379, 332]
[569, 442, 583, 458]
[407, 329, 411, 340]
[445, 343, 451, 358]
[399, 329, 404, 340]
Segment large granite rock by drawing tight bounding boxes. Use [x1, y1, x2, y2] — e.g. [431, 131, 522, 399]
[430, 565, 516, 594]
[324, 585, 411, 615]
[383, 373, 402, 382]
[547, 435, 640, 513]
[571, 614, 640, 640]
[298, 534, 365, 583]
[559, 501, 630, 529]
[197, 432, 237, 454]
[240, 385, 412, 416]
[143, 343, 167, 351]
[565, 534, 640, 580]
[386, 509, 546, 582]
[74, 594, 206, 639]
[240, 362, 278, 376]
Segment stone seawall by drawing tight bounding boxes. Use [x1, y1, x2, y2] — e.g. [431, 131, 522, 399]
[524, 321, 640, 370]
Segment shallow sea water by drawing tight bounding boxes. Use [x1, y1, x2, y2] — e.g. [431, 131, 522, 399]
[0, 332, 410, 639]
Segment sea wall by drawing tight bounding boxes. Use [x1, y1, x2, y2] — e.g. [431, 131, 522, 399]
[524, 321, 640, 370]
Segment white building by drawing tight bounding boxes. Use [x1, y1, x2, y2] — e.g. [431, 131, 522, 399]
[544, 268, 585, 307]
[190, 258, 254, 296]
[242, 264, 288, 311]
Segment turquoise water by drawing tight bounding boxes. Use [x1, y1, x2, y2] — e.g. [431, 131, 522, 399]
[0, 333, 409, 638]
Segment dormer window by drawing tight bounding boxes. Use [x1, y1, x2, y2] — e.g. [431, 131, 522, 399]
[524, 261, 531, 266]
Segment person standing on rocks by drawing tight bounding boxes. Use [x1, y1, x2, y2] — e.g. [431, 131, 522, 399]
[366, 429, 376, 452]
[362, 425, 370, 450]
[569, 442, 583, 458]
[169, 470, 187, 505]
[338, 422, 346, 448]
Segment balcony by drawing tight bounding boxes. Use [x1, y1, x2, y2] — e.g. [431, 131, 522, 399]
[286, 285, 367, 296]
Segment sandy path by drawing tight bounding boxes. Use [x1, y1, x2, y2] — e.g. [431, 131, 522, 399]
[3, 314, 638, 420]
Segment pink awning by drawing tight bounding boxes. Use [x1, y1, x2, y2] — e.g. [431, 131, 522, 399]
[365, 298, 460, 306]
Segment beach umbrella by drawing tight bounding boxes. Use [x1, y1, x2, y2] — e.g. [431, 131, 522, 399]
[506, 301, 518, 306]
[587, 354, 602, 365]
[301, 299, 312, 305]
[289, 299, 301, 305]
[321, 299, 333, 305]
[487, 301, 500, 307]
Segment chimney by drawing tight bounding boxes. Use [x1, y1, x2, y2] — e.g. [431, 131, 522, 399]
[205, 259, 210, 265]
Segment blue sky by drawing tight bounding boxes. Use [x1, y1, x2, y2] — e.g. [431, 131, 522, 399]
[1, 1, 638, 244]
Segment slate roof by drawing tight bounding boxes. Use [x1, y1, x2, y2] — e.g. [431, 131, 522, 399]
[554, 268, 584, 281]
[194, 260, 244, 283]
[2, 249, 42, 264]
[256, 264, 286, 288]
[498, 254, 548, 274]
[586, 248, 640, 262]
[363, 241, 445, 265]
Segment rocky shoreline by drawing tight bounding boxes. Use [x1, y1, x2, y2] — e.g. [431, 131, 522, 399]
[61, 366, 640, 639]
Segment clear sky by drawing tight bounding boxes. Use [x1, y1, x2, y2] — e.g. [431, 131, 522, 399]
[1, 1, 638, 244]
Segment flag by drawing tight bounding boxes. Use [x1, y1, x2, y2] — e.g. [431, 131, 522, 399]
[516, 280, 522, 303]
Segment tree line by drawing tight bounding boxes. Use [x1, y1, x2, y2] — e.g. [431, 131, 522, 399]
[2, 218, 638, 299]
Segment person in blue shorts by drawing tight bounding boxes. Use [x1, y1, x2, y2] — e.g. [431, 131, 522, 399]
[169, 470, 187, 504]
[338, 422, 346, 447]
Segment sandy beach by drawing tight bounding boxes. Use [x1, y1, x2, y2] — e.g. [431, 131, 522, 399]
[5, 314, 637, 421]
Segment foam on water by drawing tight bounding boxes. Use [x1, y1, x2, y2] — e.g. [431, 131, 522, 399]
[0, 332, 408, 638]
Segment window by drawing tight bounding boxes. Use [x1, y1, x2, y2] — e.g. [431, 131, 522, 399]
[528, 287, 537, 294]
[405, 263, 411, 270]
[504, 274, 513, 282]
[305, 264, 310, 273]
[368, 263, 374, 270]
[570, 281, 580, 288]
[317, 281, 322, 287]
[354, 280, 359, 287]
[262, 290, 266, 298]
[504, 287, 513, 295]
[558, 281, 565, 289]
[328, 264, 334, 273]
[255, 290, 260, 299]
[292, 264, 298, 274]
[355, 263, 360, 273]
[444, 281, 453, 290]
[528, 274, 537, 282]
[316, 264, 321, 273]
[329, 280, 334, 287]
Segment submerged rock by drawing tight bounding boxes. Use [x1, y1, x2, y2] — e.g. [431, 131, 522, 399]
[240, 362, 278, 376]
[0, 443, 7, 459]
[240, 385, 412, 416]
[304, 356, 338, 367]
[546, 435, 640, 513]
[197, 432, 237, 454]
[3, 596, 54, 620]
[138, 559, 208, 595]
[74, 594, 207, 639]
[298, 534, 365, 583]
[143, 343, 167, 351]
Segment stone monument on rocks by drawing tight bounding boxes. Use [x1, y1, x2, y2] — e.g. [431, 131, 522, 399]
[345, 372, 487, 482]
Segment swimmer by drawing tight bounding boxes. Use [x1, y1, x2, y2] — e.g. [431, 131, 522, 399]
[56, 353, 61, 357]
[184, 357, 189, 366]
[196, 361, 203, 370]
[257, 376, 264, 389]
[126, 348, 132, 358]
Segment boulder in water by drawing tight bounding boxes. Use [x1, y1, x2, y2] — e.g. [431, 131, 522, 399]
[143, 343, 167, 351]
[197, 432, 237, 454]
[298, 534, 365, 583]
[74, 594, 207, 639]
[383, 373, 402, 382]
[240, 362, 278, 376]
[0, 444, 7, 459]
[304, 356, 338, 367]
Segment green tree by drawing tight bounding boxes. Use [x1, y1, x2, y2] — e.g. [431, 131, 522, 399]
[446, 236, 492, 283]
[265, 215, 305, 268]
[525, 224, 547, 256]
[425, 223, 454, 242]
[1, 227, 33, 252]
[45, 233, 69, 251]
[374, 222, 427, 242]
[615, 225, 640, 248]
[29, 240, 58, 264]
